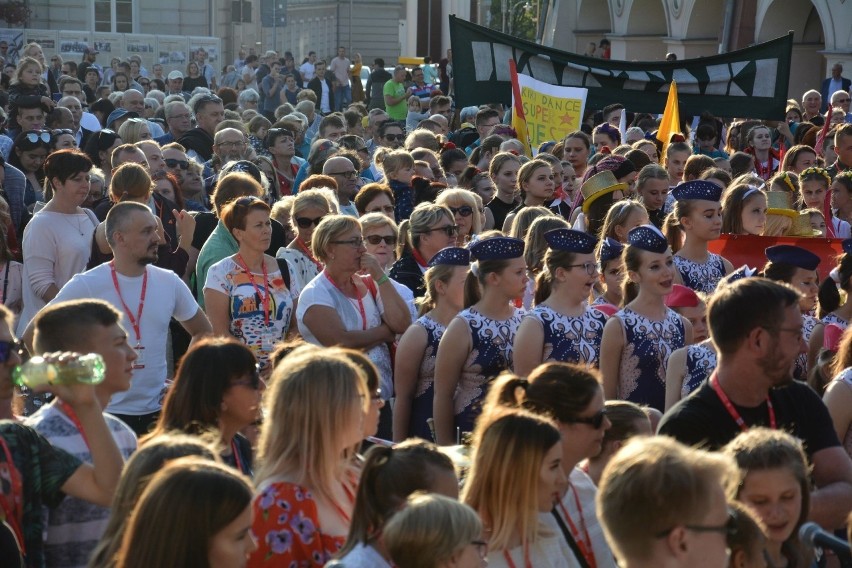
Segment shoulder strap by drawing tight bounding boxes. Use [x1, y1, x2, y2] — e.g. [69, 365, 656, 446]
[275, 257, 291, 290]
[363, 274, 378, 301]
[551, 509, 593, 568]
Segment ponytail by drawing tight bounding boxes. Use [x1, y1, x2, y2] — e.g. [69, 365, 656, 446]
[463, 267, 482, 308]
[534, 269, 554, 306]
[397, 219, 413, 258]
[470, 372, 530, 447]
[819, 253, 852, 317]
[663, 211, 684, 253]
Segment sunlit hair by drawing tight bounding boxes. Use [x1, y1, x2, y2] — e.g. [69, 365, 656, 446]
[380, 149, 415, 180]
[256, 348, 369, 503]
[462, 409, 561, 552]
[597, 436, 736, 563]
[109, 162, 154, 202]
[600, 200, 647, 242]
[436, 188, 482, 236]
[12, 56, 42, 86]
[517, 159, 552, 201]
[396, 202, 454, 257]
[311, 214, 361, 263]
[509, 205, 551, 240]
[523, 215, 570, 274]
[384, 493, 482, 568]
[418, 263, 467, 316]
[721, 183, 765, 235]
[488, 151, 521, 179]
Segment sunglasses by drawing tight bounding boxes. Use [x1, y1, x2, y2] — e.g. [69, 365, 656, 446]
[656, 508, 739, 539]
[52, 129, 74, 136]
[365, 234, 397, 246]
[234, 196, 263, 207]
[295, 216, 324, 228]
[423, 224, 459, 237]
[448, 205, 473, 217]
[24, 131, 51, 144]
[0, 339, 24, 363]
[165, 158, 190, 170]
[565, 408, 607, 429]
[331, 170, 358, 179]
[384, 134, 405, 142]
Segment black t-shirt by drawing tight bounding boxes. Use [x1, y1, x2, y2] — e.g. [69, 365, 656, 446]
[487, 196, 519, 233]
[658, 380, 839, 458]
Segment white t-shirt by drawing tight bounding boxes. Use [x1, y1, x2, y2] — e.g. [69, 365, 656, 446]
[834, 216, 852, 239]
[297, 272, 393, 398]
[18, 210, 98, 335]
[300, 61, 316, 81]
[487, 527, 573, 568]
[319, 78, 331, 113]
[24, 403, 137, 568]
[50, 264, 200, 415]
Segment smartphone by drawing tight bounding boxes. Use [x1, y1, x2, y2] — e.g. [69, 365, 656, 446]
[52, 93, 62, 102]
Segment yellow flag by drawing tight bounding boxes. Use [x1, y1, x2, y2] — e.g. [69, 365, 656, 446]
[656, 81, 681, 156]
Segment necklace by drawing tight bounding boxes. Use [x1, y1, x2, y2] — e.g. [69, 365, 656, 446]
[58, 209, 86, 236]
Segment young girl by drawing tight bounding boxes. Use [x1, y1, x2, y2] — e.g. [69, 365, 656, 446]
[463, 409, 571, 568]
[514, 228, 609, 376]
[582, 400, 652, 486]
[336, 441, 458, 566]
[763, 245, 823, 382]
[769, 170, 799, 195]
[575, 170, 626, 236]
[724, 428, 813, 568]
[664, 285, 716, 410]
[819, 244, 852, 331]
[744, 124, 780, 181]
[406, 96, 430, 133]
[831, 171, 852, 225]
[502, 159, 556, 232]
[599, 200, 649, 243]
[721, 184, 768, 235]
[663, 141, 691, 186]
[600, 224, 692, 412]
[800, 166, 851, 237]
[393, 247, 469, 442]
[666, 180, 733, 293]
[592, 122, 620, 150]
[433, 234, 527, 445]
[520, 215, 571, 310]
[594, 237, 625, 307]
[635, 164, 671, 228]
[8, 57, 52, 132]
[381, 149, 416, 222]
[562, 131, 592, 183]
[486, 152, 522, 232]
[537, 153, 572, 219]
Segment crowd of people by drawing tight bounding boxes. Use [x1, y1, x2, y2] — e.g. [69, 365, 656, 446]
[1, 36, 852, 568]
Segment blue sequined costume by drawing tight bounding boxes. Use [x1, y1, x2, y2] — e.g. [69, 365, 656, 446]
[408, 315, 444, 441]
[682, 341, 717, 398]
[524, 304, 607, 367]
[673, 253, 726, 294]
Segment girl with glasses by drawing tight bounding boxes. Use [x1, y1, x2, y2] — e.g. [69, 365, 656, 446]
[479, 363, 618, 568]
[724, 429, 812, 568]
[276, 188, 337, 292]
[204, 197, 299, 368]
[9, 129, 51, 208]
[142, 337, 263, 476]
[433, 234, 526, 445]
[514, 229, 609, 376]
[437, 189, 481, 246]
[394, 246, 469, 442]
[297, 215, 411, 439]
[600, 225, 692, 413]
[463, 409, 571, 567]
[391, 203, 457, 298]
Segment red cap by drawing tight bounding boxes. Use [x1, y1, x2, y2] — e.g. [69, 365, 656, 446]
[591, 303, 619, 317]
[824, 323, 845, 352]
[664, 284, 701, 308]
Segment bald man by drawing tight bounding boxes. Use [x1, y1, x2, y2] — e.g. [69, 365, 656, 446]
[322, 156, 359, 217]
[121, 89, 164, 138]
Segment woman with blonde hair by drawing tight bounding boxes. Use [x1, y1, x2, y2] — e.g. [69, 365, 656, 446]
[509, 205, 551, 240]
[116, 118, 152, 144]
[249, 349, 370, 566]
[437, 189, 482, 246]
[360, 212, 416, 319]
[598, 200, 650, 242]
[297, 215, 410, 438]
[115, 458, 255, 568]
[276, 188, 337, 291]
[463, 409, 570, 567]
[384, 493, 487, 568]
[89, 435, 218, 568]
[394, 247, 469, 441]
[390, 202, 457, 297]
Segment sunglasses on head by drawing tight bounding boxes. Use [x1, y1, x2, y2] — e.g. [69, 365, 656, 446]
[564, 408, 608, 429]
[449, 205, 473, 217]
[365, 234, 397, 246]
[164, 158, 190, 170]
[295, 216, 324, 228]
[0, 339, 24, 364]
[23, 131, 51, 144]
[234, 196, 263, 207]
[52, 129, 74, 136]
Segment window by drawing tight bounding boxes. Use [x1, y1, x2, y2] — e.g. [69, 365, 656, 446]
[95, 0, 134, 33]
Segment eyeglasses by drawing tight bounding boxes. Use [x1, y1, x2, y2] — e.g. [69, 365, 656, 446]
[365, 234, 397, 246]
[330, 170, 358, 179]
[384, 134, 405, 142]
[471, 540, 488, 560]
[367, 205, 396, 215]
[51, 129, 74, 136]
[295, 216, 324, 228]
[230, 367, 262, 390]
[0, 339, 24, 363]
[168, 113, 192, 121]
[217, 140, 247, 149]
[564, 408, 608, 429]
[23, 131, 51, 144]
[423, 224, 459, 237]
[448, 205, 473, 217]
[566, 262, 598, 276]
[330, 237, 366, 248]
[656, 508, 739, 539]
[836, 98, 851, 104]
[164, 158, 190, 170]
[764, 326, 804, 342]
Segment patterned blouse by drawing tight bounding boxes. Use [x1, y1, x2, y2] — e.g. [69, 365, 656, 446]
[673, 253, 726, 294]
[524, 304, 608, 367]
[683, 341, 717, 398]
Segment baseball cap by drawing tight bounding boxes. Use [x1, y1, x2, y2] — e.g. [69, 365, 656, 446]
[167, 70, 184, 80]
[106, 108, 139, 128]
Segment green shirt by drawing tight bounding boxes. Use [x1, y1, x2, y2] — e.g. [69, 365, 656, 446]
[383, 79, 407, 120]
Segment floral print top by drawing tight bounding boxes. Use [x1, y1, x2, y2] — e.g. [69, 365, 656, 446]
[249, 481, 347, 567]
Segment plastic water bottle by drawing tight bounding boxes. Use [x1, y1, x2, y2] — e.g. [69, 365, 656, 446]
[12, 354, 106, 388]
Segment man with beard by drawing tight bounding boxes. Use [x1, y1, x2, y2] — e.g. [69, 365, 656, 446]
[322, 155, 359, 217]
[28, 202, 211, 435]
[659, 277, 852, 529]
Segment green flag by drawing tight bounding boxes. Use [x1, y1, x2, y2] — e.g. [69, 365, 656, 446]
[449, 16, 793, 119]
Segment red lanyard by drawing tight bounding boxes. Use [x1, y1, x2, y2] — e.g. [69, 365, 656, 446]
[235, 254, 271, 327]
[329, 480, 355, 524]
[56, 399, 89, 450]
[231, 439, 245, 474]
[411, 247, 429, 268]
[557, 485, 598, 568]
[110, 262, 147, 346]
[710, 373, 776, 431]
[296, 237, 323, 271]
[503, 545, 531, 568]
[755, 157, 776, 181]
[0, 436, 24, 554]
[324, 271, 367, 330]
